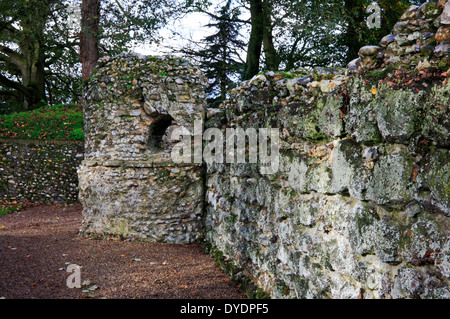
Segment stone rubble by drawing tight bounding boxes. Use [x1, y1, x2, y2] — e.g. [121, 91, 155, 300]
[354, 1, 450, 70]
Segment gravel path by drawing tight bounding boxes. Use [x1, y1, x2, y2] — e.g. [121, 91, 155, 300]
[0, 204, 247, 299]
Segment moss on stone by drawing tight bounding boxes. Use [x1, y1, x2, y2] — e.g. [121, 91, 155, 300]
[199, 238, 271, 299]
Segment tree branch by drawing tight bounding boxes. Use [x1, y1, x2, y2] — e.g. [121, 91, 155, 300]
[0, 73, 30, 96]
[0, 45, 25, 71]
[0, 89, 21, 100]
[196, 8, 251, 25]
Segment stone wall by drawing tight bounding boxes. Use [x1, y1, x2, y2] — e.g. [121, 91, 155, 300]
[204, 2, 450, 299]
[0, 139, 83, 204]
[78, 2, 450, 298]
[78, 53, 208, 243]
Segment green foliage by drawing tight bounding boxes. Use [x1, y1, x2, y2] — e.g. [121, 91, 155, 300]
[99, 0, 181, 55]
[0, 100, 24, 116]
[279, 72, 294, 79]
[180, 0, 245, 106]
[0, 103, 84, 141]
[0, 205, 21, 216]
[69, 127, 85, 141]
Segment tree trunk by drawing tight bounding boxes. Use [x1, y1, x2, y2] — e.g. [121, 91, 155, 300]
[220, 45, 227, 102]
[261, 0, 278, 71]
[23, 41, 46, 109]
[343, 0, 366, 64]
[242, 0, 263, 80]
[80, 0, 100, 82]
[19, 6, 47, 110]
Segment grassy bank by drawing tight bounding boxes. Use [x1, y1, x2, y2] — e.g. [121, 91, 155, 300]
[0, 103, 83, 141]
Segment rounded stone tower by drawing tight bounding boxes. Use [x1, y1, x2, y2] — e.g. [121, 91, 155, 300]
[78, 53, 208, 244]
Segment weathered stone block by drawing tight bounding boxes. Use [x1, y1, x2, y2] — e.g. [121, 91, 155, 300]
[441, 1, 450, 24]
[434, 41, 450, 56]
[283, 155, 309, 194]
[366, 154, 415, 206]
[374, 87, 424, 144]
[436, 26, 450, 41]
[391, 267, 424, 298]
[400, 5, 419, 21]
[398, 216, 446, 266]
[416, 149, 450, 215]
[380, 34, 396, 47]
[345, 84, 382, 143]
[78, 163, 205, 243]
[316, 93, 345, 138]
[419, 1, 440, 20]
[348, 203, 379, 256]
[330, 139, 370, 199]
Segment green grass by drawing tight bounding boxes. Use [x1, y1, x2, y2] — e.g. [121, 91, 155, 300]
[0, 103, 84, 141]
[0, 205, 21, 216]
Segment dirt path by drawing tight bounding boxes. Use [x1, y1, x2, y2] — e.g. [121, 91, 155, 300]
[0, 204, 247, 299]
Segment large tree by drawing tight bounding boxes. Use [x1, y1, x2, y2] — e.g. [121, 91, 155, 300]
[80, 0, 100, 82]
[179, 0, 245, 106]
[0, 0, 57, 110]
[0, 0, 180, 112]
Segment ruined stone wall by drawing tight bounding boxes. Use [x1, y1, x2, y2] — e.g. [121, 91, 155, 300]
[78, 1, 450, 298]
[204, 2, 450, 299]
[78, 53, 208, 243]
[0, 139, 83, 204]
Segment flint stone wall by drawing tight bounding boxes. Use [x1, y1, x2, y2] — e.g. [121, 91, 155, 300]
[78, 54, 208, 243]
[205, 2, 450, 299]
[0, 139, 83, 204]
[205, 73, 449, 299]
